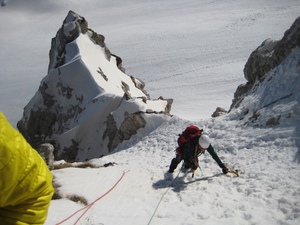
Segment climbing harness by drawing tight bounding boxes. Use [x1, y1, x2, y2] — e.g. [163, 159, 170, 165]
[191, 151, 204, 178]
[191, 159, 203, 178]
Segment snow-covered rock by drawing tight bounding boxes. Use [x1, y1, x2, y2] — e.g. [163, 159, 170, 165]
[17, 11, 173, 162]
[229, 16, 300, 127]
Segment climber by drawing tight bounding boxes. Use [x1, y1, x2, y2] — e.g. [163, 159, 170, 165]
[168, 125, 228, 174]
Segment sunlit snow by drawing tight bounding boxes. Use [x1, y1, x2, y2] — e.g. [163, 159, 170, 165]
[0, 1, 299, 225]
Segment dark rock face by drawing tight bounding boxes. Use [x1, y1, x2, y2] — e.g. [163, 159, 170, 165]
[17, 11, 173, 162]
[105, 112, 146, 152]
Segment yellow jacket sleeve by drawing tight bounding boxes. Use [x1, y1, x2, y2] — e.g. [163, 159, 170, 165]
[0, 112, 54, 225]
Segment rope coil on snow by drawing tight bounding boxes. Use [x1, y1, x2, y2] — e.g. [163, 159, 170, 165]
[55, 169, 130, 225]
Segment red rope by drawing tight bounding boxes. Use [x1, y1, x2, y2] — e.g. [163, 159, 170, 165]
[55, 169, 130, 225]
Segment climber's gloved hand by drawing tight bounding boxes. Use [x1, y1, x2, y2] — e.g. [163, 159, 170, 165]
[222, 167, 228, 174]
[190, 162, 197, 171]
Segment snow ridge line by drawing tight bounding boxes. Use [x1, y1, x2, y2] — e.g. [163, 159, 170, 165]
[55, 169, 130, 225]
[147, 165, 183, 225]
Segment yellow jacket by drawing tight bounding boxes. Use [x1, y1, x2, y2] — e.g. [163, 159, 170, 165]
[0, 112, 54, 224]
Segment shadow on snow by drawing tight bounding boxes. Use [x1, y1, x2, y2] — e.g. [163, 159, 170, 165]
[152, 171, 223, 193]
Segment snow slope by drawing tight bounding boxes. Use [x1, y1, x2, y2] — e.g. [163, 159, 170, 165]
[0, 1, 299, 225]
[47, 114, 299, 225]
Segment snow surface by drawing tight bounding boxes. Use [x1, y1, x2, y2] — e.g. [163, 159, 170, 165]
[0, 1, 300, 225]
[47, 115, 299, 225]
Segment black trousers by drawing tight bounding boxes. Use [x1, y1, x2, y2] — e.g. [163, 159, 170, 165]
[169, 154, 198, 172]
[169, 154, 182, 172]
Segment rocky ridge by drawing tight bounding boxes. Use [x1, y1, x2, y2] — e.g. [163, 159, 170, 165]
[229, 16, 300, 127]
[17, 11, 173, 162]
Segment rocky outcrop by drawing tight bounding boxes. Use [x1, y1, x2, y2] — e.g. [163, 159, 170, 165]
[211, 107, 227, 117]
[228, 17, 300, 127]
[38, 143, 55, 170]
[230, 16, 300, 111]
[17, 11, 173, 162]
